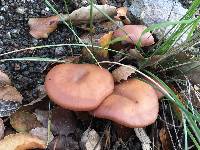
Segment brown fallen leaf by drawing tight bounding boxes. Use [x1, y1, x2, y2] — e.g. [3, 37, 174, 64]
[0, 70, 11, 87]
[0, 133, 46, 150]
[112, 65, 136, 82]
[114, 7, 131, 25]
[29, 5, 116, 39]
[98, 31, 113, 58]
[159, 128, 172, 150]
[0, 85, 23, 117]
[51, 107, 77, 136]
[0, 86, 23, 102]
[129, 49, 145, 61]
[10, 109, 42, 132]
[81, 33, 110, 62]
[28, 15, 60, 39]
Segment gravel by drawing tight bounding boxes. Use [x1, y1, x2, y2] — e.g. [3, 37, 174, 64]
[0, 0, 80, 102]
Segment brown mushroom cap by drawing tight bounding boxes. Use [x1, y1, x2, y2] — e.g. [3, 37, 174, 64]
[91, 79, 159, 128]
[45, 64, 114, 111]
[113, 25, 155, 47]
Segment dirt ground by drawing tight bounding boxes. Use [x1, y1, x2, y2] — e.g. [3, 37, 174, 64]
[0, 0, 195, 149]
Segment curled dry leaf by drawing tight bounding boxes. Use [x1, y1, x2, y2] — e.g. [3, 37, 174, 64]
[66, 4, 116, 25]
[0, 133, 46, 150]
[10, 109, 42, 132]
[112, 65, 136, 82]
[0, 70, 11, 87]
[50, 107, 77, 136]
[114, 7, 131, 25]
[29, 5, 116, 39]
[0, 118, 4, 139]
[0, 85, 23, 117]
[0, 86, 23, 102]
[113, 25, 155, 47]
[98, 31, 113, 58]
[28, 15, 60, 39]
[159, 128, 172, 150]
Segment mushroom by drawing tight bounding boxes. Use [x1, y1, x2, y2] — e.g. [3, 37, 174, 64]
[113, 25, 155, 47]
[91, 79, 159, 128]
[45, 64, 114, 111]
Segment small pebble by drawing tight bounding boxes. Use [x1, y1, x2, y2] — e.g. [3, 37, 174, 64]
[0, 5, 8, 12]
[16, 7, 26, 14]
[0, 16, 4, 21]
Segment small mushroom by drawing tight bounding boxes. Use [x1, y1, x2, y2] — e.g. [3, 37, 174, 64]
[91, 79, 159, 128]
[45, 64, 114, 111]
[113, 25, 155, 47]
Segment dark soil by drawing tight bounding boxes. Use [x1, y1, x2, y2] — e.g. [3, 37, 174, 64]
[0, 0, 80, 102]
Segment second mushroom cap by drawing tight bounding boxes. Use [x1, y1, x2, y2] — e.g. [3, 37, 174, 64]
[91, 79, 159, 128]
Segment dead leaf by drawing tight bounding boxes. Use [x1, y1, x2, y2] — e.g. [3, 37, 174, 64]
[0, 70, 11, 87]
[34, 109, 49, 127]
[0, 118, 4, 139]
[81, 33, 109, 62]
[171, 92, 185, 121]
[66, 4, 116, 25]
[0, 86, 23, 102]
[80, 128, 101, 150]
[0, 85, 23, 117]
[129, 49, 145, 61]
[28, 15, 60, 39]
[50, 107, 77, 136]
[0, 133, 46, 150]
[100, 0, 108, 5]
[64, 56, 81, 64]
[159, 128, 172, 150]
[112, 66, 136, 82]
[98, 31, 113, 58]
[10, 109, 42, 132]
[114, 7, 131, 25]
[48, 135, 79, 150]
[29, 5, 116, 39]
[30, 127, 54, 143]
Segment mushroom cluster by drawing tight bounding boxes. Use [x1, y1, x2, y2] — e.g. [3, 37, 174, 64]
[45, 64, 163, 128]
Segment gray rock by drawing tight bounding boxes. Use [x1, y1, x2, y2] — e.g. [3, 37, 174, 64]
[126, 0, 188, 44]
[0, 5, 8, 12]
[0, 16, 4, 21]
[16, 7, 26, 14]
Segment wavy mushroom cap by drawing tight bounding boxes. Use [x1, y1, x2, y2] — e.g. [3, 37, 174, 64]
[113, 25, 155, 47]
[91, 79, 159, 128]
[45, 64, 114, 111]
